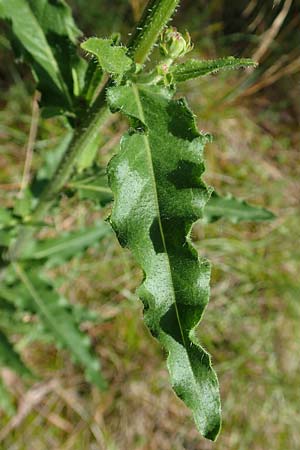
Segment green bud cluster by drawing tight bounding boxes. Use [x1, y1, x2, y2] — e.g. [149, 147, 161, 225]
[159, 27, 193, 60]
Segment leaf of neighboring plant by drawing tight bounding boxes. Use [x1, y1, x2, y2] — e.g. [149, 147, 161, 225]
[69, 172, 114, 205]
[0, 305, 50, 345]
[0, 231, 16, 260]
[13, 264, 106, 390]
[0, 0, 64, 90]
[36, 131, 74, 182]
[203, 192, 275, 223]
[27, 0, 81, 43]
[0, 0, 86, 116]
[81, 38, 133, 77]
[13, 189, 34, 219]
[0, 378, 16, 416]
[31, 130, 74, 198]
[0, 330, 32, 377]
[19, 221, 111, 263]
[0, 283, 32, 311]
[0, 208, 15, 229]
[107, 84, 221, 440]
[75, 134, 104, 173]
[0, 285, 98, 345]
[171, 57, 256, 82]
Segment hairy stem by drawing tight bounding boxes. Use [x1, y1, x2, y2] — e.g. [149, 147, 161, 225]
[7, 0, 181, 261]
[7, 91, 109, 261]
[128, 0, 180, 64]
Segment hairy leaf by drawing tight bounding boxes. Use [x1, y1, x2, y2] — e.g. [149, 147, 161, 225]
[107, 84, 221, 440]
[203, 192, 275, 223]
[0, 330, 32, 377]
[64, 178, 274, 226]
[13, 265, 106, 390]
[81, 38, 133, 76]
[171, 57, 256, 82]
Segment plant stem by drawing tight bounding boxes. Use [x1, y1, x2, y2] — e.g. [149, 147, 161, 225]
[7, 91, 109, 261]
[7, 0, 181, 261]
[128, 0, 181, 64]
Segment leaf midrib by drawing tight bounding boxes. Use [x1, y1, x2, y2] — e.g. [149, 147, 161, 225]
[132, 84, 188, 352]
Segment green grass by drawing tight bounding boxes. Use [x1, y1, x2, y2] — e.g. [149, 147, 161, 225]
[1, 2, 300, 449]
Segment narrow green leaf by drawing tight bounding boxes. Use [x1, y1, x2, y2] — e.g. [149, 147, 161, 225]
[81, 58, 103, 105]
[0, 284, 31, 311]
[81, 38, 133, 76]
[171, 57, 257, 83]
[20, 221, 111, 262]
[75, 134, 103, 172]
[69, 171, 114, 205]
[0, 378, 15, 416]
[36, 131, 74, 182]
[0, 330, 32, 377]
[203, 192, 275, 223]
[0, 285, 98, 345]
[107, 84, 221, 440]
[13, 264, 106, 390]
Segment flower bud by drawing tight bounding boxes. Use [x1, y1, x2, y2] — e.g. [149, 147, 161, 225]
[159, 27, 193, 60]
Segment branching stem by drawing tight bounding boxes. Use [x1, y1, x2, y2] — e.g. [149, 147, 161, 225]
[7, 0, 181, 261]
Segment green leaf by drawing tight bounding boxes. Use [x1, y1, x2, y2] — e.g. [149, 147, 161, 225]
[107, 84, 221, 440]
[81, 38, 133, 76]
[27, 0, 81, 44]
[0, 0, 86, 116]
[0, 0, 65, 91]
[0, 304, 52, 345]
[171, 57, 257, 83]
[13, 188, 34, 219]
[13, 264, 106, 390]
[0, 207, 15, 229]
[81, 58, 103, 105]
[75, 134, 103, 173]
[203, 192, 275, 223]
[0, 330, 32, 377]
[69, 171, 114, 205]
[36, 131, 74, 182]
[0, 285, 99, 346]
[0, 378, 15, 416]
[19, 221, 111, 263]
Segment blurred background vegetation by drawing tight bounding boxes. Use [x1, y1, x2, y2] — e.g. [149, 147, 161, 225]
[0, 0, 300, 448]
